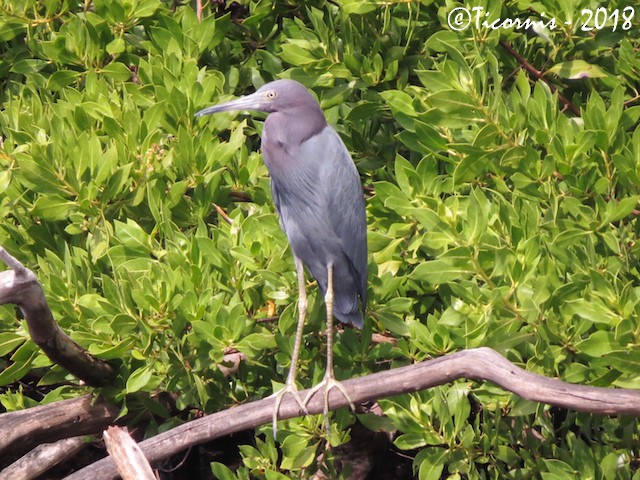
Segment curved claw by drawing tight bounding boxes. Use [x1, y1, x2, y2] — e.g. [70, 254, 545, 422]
[269, 383, 309, 437]
[304, 375, 356, 433]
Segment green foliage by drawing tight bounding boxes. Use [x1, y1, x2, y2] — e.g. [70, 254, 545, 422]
[1, 0, 640, 477]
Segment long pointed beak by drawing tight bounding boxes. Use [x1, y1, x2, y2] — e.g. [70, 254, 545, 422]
[195, 91, 269, 117]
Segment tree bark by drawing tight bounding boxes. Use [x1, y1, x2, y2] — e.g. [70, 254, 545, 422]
[0, 394, 117, 459]
[0, 248, 115, 387]
[0, 436, 87, 480]
[64, 347, 640, 480]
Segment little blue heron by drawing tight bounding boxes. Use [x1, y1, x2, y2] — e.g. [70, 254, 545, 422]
[195, 79, 367, 432]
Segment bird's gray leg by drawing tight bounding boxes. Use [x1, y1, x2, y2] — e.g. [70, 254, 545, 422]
[305, 262, 356, 432]
[271, 255, 309, 435]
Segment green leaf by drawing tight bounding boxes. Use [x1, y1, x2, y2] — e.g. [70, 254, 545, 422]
[235, 332, 275, 354]
[0, 333, 26, 356]
[417, 447, 449, 480]
[602, 196, 638, 224]
[210, 462, 237, 480]
[600, 452, 620, 480]
[540, 459, 579, 480]
[133, 0, 162, 17]
[279, 435, 316, 470]
[101, 62, 132, 81]
[32, 195, 76, 221]
[106, 38, 126, 55]
[563, 298, 620, 325]
[357, 412, 398, 432]
[0, 342, 39, 386]
[380, 90, 417, 117]
[47, 70, 82, 91]
[88, 338, 137, 360]
[0, 19, 26, 41]
[279, 44, 317, 66]
[411, 248, 474, 284]
[464, 188, 491, 243]
[394, 432, 428, 450]
[114, 219, 150, 251]
[548, 60, 608, 79]
[379, 312, 410, 336]
[10, 59, 47, 75]
[0, 170, 10, 195]
[126, 365, 153, 393]
[576, 330, 619, 357]
[339, 0, 378, 15]
[415, 121, 447, 151]
[265, 471, 291, 480]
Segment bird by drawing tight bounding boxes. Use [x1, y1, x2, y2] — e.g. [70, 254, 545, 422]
[195, 79, 367, 433]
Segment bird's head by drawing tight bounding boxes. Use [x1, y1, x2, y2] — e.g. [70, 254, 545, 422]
[195, 79, 320, 117]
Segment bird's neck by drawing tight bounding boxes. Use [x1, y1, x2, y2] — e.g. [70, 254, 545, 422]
[264, 106, 327, 149]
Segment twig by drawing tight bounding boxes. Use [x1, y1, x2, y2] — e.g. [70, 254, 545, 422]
[371, 332, 397, 345]
[623, 93, 640, 107]
[0, 248, 115, 387]
[0, 436, 87, 480]
[500, 41, 581, 116]
[64, 347, 640, 480]
[213, 203, 233, 224]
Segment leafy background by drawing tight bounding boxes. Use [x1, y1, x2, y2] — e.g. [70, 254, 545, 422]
[1, 0, 640, 478]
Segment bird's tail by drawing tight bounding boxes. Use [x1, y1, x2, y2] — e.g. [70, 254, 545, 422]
[334, 309, 363, 328]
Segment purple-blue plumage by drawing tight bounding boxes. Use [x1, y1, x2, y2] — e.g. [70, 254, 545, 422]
[195, 79, 367, 327]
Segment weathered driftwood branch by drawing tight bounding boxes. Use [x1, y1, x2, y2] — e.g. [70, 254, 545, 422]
[0, 248, 115, 387]
[65, 347, 640, 480]
[0, 394, 117, 459]
[103, 427, 155, 480]
[0, 436, 87, 480]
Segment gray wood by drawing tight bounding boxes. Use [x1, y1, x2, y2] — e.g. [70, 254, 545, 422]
[104, 427, 156, 480]
[65, 347, 640, 480]
[0, 248, 115, 387]
[0, 437, 87, 480]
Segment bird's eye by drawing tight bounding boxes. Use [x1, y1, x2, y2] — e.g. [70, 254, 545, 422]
[266, 90, 277, 100]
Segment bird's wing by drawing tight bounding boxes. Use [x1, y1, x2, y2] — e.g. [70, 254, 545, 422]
[314, 127, 368, 307]
[265, 125, 367, 312]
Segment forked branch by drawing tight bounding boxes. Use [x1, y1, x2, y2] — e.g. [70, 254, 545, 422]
[0, 248, 115, 387]
[65, 347, 640, 480]
[1, 248, 638, 479]
[500, 41, 581, 116]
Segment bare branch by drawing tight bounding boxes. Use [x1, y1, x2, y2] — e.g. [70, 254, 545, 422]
[0, 394, 117, 458]
[0, 247, 115, 387]
[0, 436, 87, 480]
[65, 347, 640, 480]
[500, 41, 581, 116]
[104, 427, 155, 480]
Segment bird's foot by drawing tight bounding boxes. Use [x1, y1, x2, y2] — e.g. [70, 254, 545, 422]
[304, 374, 356, 433]
[269, 383, 309, 436]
